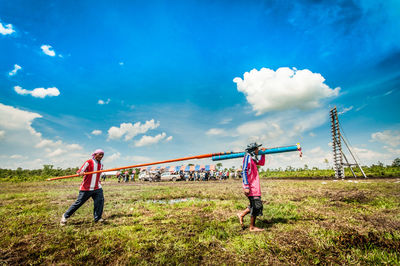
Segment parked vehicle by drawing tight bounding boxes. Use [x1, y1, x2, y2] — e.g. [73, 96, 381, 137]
[139, 172, 152, 181]
[160, 172, 180, 181]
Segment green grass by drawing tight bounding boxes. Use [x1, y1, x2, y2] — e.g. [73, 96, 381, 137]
[0, 178, 399, 264]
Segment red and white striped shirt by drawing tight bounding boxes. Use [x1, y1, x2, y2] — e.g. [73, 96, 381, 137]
[78, 158, 103, 191]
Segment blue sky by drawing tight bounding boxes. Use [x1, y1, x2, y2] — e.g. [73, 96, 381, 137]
[1, 0, 399, 170]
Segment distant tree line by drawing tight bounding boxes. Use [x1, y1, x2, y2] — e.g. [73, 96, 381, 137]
[0, 158, 399, 182]
[259, 158, 400, 178]
[0, 165, 79, 182]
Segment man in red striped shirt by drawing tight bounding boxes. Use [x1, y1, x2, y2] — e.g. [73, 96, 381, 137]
[60, 149, 105, 225]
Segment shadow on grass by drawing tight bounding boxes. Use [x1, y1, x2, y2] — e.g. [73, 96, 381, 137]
[107, 213, 134, 219]
[257, 215, 325, 229]
[258, 217, 291, 229]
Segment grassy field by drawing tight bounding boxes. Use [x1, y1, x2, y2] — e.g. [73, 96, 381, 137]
[1, 178, 399, 265]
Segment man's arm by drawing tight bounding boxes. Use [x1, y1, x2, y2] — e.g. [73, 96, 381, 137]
[77, 161, 89, 176]
[257, 154, 265, 166]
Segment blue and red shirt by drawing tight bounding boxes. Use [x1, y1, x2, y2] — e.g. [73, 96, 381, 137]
[242, 154, 265, 196]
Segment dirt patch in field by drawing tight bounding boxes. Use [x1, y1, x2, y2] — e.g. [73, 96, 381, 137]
[325, 189, 374, 204]
[334, 229, 400, 252]
[361, 215, 400, 231]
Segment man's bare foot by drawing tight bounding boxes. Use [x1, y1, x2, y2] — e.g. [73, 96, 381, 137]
[237, 213, 244, 227]
[249, 227, 264, 232]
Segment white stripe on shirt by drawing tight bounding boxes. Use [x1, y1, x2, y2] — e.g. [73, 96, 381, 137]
[89, 159, 98, 191]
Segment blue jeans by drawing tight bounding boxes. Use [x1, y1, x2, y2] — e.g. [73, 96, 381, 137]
[64, 189, 104, 221]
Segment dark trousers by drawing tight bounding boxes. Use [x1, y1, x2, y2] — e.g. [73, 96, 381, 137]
[64, 189, 104, 221]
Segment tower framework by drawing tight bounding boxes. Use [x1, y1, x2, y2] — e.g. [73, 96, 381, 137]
[330, 107, 367, 178]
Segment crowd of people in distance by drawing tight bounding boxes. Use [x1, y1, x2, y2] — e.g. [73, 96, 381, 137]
[178, 170, 242, 181]
[101, 170, 135, 182]
[117, 171, 135, 182]
[101, 169, 242, 182]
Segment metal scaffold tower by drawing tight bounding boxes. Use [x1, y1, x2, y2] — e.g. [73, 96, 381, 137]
[330, 107, 367, 178]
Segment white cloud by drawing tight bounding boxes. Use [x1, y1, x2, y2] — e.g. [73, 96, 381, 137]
[107, 119, 160, 141]
[91, 130, 102, 135]
[125, 155, 153, 164]
[352, 147, 389, 163]
[0, 102, 88, 169]
[236, 120, 285, 146]
[338, 106, 353, 115]
[220, 118, 232, 125]
[371, 130, 400, 147]
[14, 86, 60, 98]
[227, 108, 328, 152]
[35, 139, 82, 153]
[384, 90, 393, 96]
[41, 45, 56, 56]
[206, 128, 228, 136]
[103, 152, 121, 163]
[166, 136, 173, 142]
[0, 130, 4, 139]
[0, 103, 42, 136]
[10, 154, 24, 159]
[98, 99, 110, 105]
[292, 110, 327, 134]
[0, 22, 15, 35]
[234, 67, 340, 115]
[47, 148, 64, 157]
[35, 139, 62, 148]
[8, 64, 22, 76]
[384, 146, 400, 155]
[135, 132, 167, 147]
[237, 120, 282, 137]
[66, 144, 83, 150]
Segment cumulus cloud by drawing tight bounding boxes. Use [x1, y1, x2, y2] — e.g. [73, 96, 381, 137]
[91, 130, 102, 135]
[166, 136, 173, 142]
[108, 119, 160, 141]
[236, 120, 284, 145]
[125, 155, 153, 163]
[135, 132, 168, 147]
[352, 147, 389, 162]
[41, 45, 56, 56]
[36, 139, 83, 155]
[35, 139, 62, 148]
[292, 110, 327, 134]
[103, 152, 121, 163]
[47, 148, 64, 157]
[0, 103, 42, 136]
[234, 67, 340, 115]
[0, 102, 87, 169]
[98, 99, 110, 105]
[226, 108, 328, 152]
[14, 86, 60, 98]
[0, 22, 15, 35]
[8, 64, 21, 76]
[371, 130, 400, 147]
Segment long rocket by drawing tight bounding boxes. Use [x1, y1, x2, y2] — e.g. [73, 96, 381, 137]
[47, 143, 301, 181]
